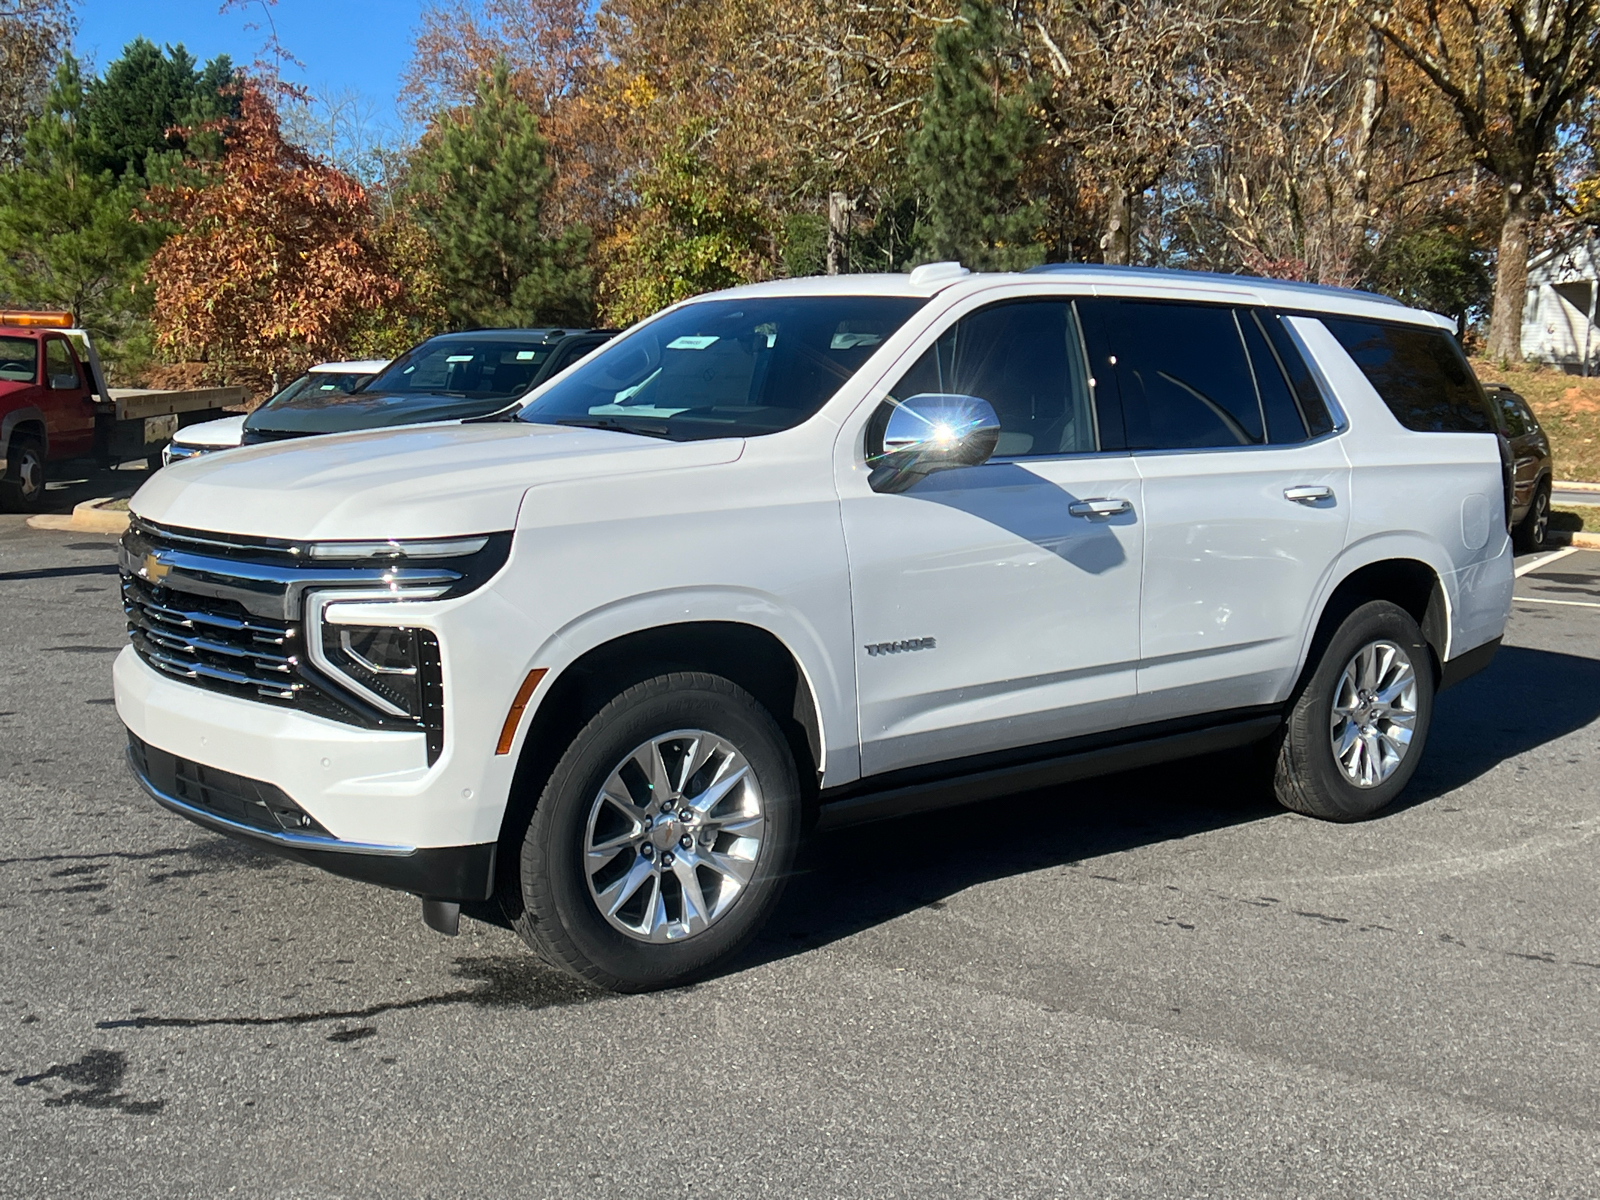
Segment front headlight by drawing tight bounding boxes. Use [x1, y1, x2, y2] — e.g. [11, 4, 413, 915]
[161, 442, 207, 467]
[324, 624, 426, 715]
[306, 591, 446, 762]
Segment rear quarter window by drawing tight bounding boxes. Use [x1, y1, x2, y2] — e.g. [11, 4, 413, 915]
[1321, 317, 1495, 433]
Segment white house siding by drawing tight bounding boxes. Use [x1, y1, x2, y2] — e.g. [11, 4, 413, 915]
[1522, 238, 1600, 371]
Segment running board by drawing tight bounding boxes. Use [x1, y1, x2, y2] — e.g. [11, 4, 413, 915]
[815, 713, 1282, 832]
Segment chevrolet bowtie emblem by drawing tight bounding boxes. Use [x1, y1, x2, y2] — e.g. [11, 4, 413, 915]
[142, 553, 170, 583]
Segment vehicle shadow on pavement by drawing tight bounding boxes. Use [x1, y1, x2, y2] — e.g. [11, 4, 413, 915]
[1400, 645, 1600, 807]
[742, 644, 1600, 972]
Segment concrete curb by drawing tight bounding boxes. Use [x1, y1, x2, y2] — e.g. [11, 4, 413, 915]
[1547, 530, 1600, 549]
[26, 497, 130, 535]
[1556, 480, 1600, 493]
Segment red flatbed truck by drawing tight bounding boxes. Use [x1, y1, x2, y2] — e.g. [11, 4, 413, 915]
[0, 310, 244, 512]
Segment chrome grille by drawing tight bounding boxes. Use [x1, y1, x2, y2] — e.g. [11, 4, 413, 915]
[123, 575, 302, 702]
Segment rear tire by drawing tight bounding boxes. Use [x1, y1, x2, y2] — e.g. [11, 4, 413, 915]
[0, 434, 45, 512]
[1273, 600, 1434, 821]
[508, 671, 801, 991]
[1513, 482, 1550, 553]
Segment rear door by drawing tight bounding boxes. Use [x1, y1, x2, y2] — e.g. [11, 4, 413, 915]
[840, 295, 1146, 776]
[1081, 298, 1351, 721]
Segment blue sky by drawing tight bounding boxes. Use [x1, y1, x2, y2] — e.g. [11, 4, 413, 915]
[75, 0, 428, 123]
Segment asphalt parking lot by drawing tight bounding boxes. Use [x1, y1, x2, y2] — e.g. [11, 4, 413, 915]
[3, 515, 1599, 1198]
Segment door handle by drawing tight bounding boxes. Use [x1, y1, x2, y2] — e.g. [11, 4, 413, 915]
[1068, 497, 1133, 518]
[1284, 485, 1334, 504]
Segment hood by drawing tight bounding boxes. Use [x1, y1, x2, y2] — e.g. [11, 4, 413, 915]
[0, 378, 37, 402]
[244, 388, 507, 434]
[171, 414, 246, 449]
[132, 421, 744, 541]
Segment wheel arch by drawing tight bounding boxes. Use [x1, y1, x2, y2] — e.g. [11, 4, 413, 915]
[495, 619, 827, 868]
[1, 408, 48, 458]
[1298, 553, 1449, 694]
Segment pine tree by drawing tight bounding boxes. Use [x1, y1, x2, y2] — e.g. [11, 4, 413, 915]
[908, 0, 1043, 271]
[0, 57, 162, 334]
[83, 38, 235, 182]
[408, 61, 591, 329]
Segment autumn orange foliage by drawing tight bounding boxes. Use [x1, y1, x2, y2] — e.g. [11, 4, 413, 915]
[144, 80, 403, 376]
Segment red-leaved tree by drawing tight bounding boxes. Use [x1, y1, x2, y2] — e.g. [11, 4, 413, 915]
[145, 79, 403, 380]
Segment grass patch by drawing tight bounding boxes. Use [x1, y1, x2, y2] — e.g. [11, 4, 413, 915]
[99, 498, 130, 512]
[1551, 506, 1599, 534]
[1472, 359, 1600, 483]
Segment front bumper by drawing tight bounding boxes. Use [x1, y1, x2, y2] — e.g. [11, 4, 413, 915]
[114, 646, 508, 848]
[126, 732, 495, 900]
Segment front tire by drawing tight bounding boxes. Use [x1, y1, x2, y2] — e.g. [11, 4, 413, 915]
[509, 672, 801, 991]
[0, 435, 46, 512]
[1273, 600, 1434, 821]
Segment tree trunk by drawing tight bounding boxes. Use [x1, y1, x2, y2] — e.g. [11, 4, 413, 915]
[1101, 179, 1131, 265]
[1353, 26, 1385, 224]
[1486, 184, 1533, 363]
[826, 191, 850, 275]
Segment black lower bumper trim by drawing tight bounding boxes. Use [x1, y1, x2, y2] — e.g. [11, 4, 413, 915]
[1440, 635, 1500, 692]
[261, 839, 497, 903]
[126, 733, 495, 901]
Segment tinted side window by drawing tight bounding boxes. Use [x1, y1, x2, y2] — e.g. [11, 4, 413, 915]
[1262, 313, 1335, 437]
[1099, 300, 1263, 449]
[1496, 392, 1528, 437]
[1321, 317, 1494, 433]
[886, 299, 1097, 457]
[45, 337, 78, 387]
[1239, 310, 1307, 444]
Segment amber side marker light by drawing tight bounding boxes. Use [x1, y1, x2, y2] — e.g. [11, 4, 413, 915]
[0, 310, 73, 329]
[496, 668, 547, 755]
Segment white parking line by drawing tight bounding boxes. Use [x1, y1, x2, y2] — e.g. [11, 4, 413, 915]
[1515, 546, 1582, 578]
[1513, 595, 1600, 609]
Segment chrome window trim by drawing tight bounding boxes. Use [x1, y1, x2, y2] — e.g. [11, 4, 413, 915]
[1118, 427, 1349, 459]
[985, 449, 1139, 466]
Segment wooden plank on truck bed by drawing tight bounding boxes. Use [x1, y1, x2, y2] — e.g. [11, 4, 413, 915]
[108, 386, 248, 420]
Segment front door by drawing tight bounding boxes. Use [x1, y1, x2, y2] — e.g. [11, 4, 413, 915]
[42, 334, 95, 457]
[1082, 298, 1352, 720]
[839, 296, 1146, 777]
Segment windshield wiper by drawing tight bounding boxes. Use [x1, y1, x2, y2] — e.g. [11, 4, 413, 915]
[548, 416, 675, 440]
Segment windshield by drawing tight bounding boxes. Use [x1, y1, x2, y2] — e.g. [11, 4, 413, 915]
[365, 338, 558, 400]
[0, 336, 37, 383]
[517, 297, 926, 440]
[258, 371, 375, 411]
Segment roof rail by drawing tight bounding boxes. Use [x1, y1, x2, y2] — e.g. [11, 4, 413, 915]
[1024, 263, 1403, 306]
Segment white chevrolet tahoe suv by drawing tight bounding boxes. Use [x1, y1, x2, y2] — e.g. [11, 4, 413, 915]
[114, 264, 1514, 991]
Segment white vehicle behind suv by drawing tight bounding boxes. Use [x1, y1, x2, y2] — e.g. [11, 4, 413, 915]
[114, 264, 1513, 990]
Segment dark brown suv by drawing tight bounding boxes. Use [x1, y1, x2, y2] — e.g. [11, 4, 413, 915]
[1483, 382, 1554, 551]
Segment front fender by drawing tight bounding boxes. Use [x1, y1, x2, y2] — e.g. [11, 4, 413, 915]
[508, 585, 848, 783]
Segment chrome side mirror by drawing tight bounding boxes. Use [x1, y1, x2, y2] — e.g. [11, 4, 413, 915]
[868, 393, 1001, 494]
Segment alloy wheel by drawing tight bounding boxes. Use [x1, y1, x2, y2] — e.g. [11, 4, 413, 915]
[583, 729, 766, 942]
[1532, 490, 1550, 546]
[1329, 639, 1418, 788]
[16, 445, 42, 502]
